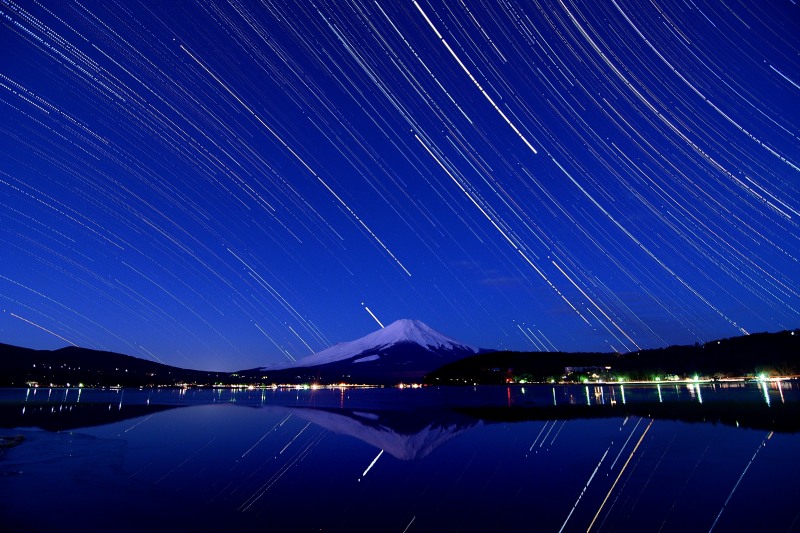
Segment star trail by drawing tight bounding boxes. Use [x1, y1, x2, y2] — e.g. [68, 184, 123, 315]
[1, 0, 798, 370]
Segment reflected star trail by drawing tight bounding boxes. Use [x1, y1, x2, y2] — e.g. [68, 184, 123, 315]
[1, 1, 798, 370]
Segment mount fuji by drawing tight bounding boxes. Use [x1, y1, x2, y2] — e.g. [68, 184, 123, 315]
[250, 319, 488, 384]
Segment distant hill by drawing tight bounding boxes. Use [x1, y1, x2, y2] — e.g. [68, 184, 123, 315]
[0, 343, 232, 388]
[425, 329, 800, 384]
[0, 319, 487, 387]
[1, 327, 798, 387]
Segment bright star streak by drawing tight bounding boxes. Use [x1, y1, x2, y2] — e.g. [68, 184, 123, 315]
[180, 44, 412, 278]
[413, 1, 539, 155]
[1, 0, 797, 369]
[362, 303, 385, 328]
[9, 312, 77, 346]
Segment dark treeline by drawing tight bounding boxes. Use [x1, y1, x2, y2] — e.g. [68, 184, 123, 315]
[425, 329, 800, 384]
[1, 329, 798, 387]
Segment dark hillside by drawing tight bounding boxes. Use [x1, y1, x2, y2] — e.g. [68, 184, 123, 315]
[426, 330, 800, 384]
[0, 343, 232, 387]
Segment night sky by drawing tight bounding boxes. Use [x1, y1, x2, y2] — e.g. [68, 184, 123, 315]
[1, 1, 798, 371]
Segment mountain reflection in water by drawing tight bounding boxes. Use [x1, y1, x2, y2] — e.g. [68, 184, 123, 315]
[260, 405, 481, 461]
[1, 383, 799, 531]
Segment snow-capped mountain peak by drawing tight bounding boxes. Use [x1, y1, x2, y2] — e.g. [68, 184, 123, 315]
[364, 319, 475, 352]
[261, 319, 479, 370]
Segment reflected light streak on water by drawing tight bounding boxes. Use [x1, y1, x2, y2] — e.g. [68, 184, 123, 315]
[708, 432, 774, 532]
[588, 419, 655, 531]
[559, 446, 611, 533]
[360, 449, 384, 481]
[3, 385, 800, 530]
[550, 420, 567, 447]
[279, 422, 311, 454]
[120, 413, 155, 436]
[240, 416, 289, 459]
[609, 417, 644, 472]
[528, 421, 550, 453]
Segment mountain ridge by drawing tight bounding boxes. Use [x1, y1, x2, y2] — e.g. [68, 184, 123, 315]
[262, 318, 481, 371]
[0, 326, 798, 387]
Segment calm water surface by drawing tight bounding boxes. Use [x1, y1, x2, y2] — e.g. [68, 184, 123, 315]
[1, 382, 799, 532]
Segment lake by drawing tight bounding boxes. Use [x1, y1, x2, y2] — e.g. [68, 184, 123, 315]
[1, 382, 799, 531]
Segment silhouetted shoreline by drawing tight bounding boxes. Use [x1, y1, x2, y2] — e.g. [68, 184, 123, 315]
[1, 328, 797, 387]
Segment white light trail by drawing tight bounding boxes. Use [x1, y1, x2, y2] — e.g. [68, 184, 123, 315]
[559, 447, 611, 532]
[708, 432, 773, 531]
[9, 312, 77, 346]
[588, 419, 655, 531]
[529, 421, 551, 452]
[360, 449, 384, 480]
[414, 1, 539, 155]
[362, 302, 385, 328]
[182, 44, 411, 277]
[279, 422, 311, 455]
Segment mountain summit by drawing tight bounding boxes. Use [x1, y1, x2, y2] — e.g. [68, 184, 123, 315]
[258, 319, 484, 382]
[272, 319, 478, 369]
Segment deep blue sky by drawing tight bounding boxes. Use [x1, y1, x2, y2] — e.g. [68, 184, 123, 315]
[1, 1, 798, 371]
